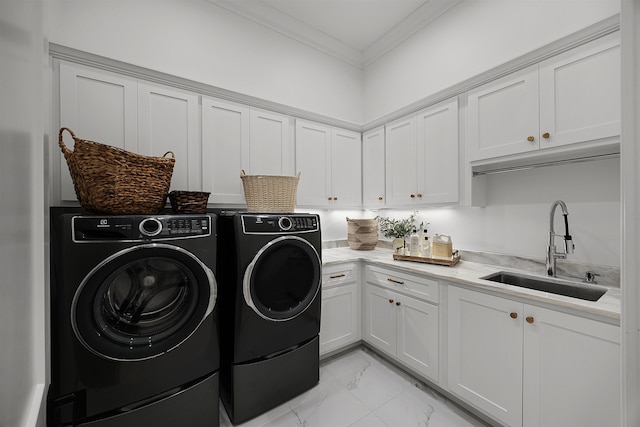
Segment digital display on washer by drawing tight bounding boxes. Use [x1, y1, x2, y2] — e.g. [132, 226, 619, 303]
[241, 214, 319, 234]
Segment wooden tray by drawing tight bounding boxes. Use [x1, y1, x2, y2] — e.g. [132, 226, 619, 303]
[392, 251, 460, 266]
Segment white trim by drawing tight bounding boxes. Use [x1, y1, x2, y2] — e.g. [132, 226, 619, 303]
[621, 1, 640, 425]
[21, 383, 45, 427]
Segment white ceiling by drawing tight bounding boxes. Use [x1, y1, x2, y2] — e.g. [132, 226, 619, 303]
[208, 0, 462, 68]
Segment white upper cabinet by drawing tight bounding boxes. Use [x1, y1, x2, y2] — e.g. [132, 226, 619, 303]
[466, 66, 539, 161]
[538, 32, 621, 149]
[201, 97, 250, 205]
[249, 108, 294, 176]
[295, 119, 361, 208]
[467, 32, 620, 163]
[138, 82, 200, 192]
[416, 98, 459, 204]
[362, 126, 386, 208]
[58, 62, 138, 202]
[201, 100, 293, 205]
[386, 97, 459, 207]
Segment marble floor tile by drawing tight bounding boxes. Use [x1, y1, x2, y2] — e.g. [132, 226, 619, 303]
[220, 347, 491, 427]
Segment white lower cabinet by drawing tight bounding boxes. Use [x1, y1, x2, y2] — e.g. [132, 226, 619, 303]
[320, 263, 361, 356]
[364, 265, 439, 382]
[447, 285, 620, 427]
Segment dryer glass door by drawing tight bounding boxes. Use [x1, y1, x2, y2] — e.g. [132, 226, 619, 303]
[72, 244, 216, 361]
[244, 236, 321, 321]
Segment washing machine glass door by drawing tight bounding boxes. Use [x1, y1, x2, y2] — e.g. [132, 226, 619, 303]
[72, 243, 216, 361]
[243, 236, 321, 321]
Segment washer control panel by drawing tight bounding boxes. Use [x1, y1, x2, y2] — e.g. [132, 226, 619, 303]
[73, 214, 211, 242]
[241, 214, 319, 234]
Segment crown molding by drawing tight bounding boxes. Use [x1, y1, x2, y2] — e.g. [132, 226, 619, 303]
[207, 0, 461, 69]
[207, 0, 363, 68]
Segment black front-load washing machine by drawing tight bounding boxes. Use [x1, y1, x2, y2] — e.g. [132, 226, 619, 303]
[48, 208, 220, 427]
[216, 212, 322, 424]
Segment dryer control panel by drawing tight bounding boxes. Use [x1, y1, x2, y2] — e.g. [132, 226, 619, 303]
[241, 214, 319, 234]
[72, 215, 212, 242]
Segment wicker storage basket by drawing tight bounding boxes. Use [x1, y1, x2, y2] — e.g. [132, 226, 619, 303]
[58, 127, 175, 215]
[168, 191, 210, 214]
[240, 170, 300, 213]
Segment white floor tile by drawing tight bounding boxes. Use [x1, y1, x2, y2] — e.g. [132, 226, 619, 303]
[219, 347, 490, 427]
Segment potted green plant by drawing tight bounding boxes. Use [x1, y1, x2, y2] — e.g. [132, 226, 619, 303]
[379, 212, 416, 253]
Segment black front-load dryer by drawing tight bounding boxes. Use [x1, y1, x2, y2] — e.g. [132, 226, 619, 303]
[216, 212, 322, 424]
[48, 208, 219, 427]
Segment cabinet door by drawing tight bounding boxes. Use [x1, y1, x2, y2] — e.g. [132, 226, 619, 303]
[362, 127, 386, 208]
[416, 97, 459, 204]
[138, 82, 200, 192]
[249, 109, 294, 176]
[448, 286, 524, 427]
[320, 283, 360, 355]
[522, 306, 620, 427]
[385, 115, 417, 206]
[331, 128, 361, 207]
[201, 97, 249, 205]
[58, 61, 138, 202]
[295, 120, 331, 206]
[396, 296, 439, 382]
[466, 66, 539, 162]
[364, 284, 396, 355]
[539, 32, 620, 149]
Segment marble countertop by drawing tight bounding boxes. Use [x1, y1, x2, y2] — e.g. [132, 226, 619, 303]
[322, 247, 621, 322]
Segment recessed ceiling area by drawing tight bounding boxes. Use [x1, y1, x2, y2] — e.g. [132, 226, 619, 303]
[208, 0, 462, 68]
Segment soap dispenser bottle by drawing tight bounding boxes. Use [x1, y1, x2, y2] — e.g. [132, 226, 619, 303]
[409, 228, 420, 256]
[422, 227, 431, 258]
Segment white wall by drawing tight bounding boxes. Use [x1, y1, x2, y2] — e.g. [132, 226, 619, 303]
[319, 157, 620, 268]
[45, 0, 363, 125]
[0, 1, 46, 426]
[363, 0, 620, 123]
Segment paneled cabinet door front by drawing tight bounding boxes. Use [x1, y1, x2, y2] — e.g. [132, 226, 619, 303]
[295, 120, 331, 206]
[362, 127, 385, 208]
[395, 296, 439, 382]
[447, 286, 524, 427]
[364, 284, 396, 355]
[330, 128, 361, 207]
[249, 109, 294, 176]
[138, 82, 199, 192]
[466, 65, 539, 162]
[58, 61, 138, 202]
[201, 97, 249, 205]
[320, 283, 359, 355]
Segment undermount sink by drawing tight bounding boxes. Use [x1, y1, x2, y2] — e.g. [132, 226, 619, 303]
[481, 271, 608, 302]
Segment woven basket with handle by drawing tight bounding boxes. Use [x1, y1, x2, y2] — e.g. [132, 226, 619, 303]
[58, 127, 175, 214]
[240, 170, 300, 213]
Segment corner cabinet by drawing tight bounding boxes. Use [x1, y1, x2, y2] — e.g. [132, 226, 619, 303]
[466, 32, 620, 162]
[295, 119, 362, 208]
[201, 98, 293, 205]
[385, 97, 459, 207]
[364, 265, 439, 382]
[447, 285, 620, 427]
[320, 263, 361, 356]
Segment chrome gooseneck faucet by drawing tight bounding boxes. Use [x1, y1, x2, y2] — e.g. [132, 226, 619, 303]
[546, 200, 575, 277]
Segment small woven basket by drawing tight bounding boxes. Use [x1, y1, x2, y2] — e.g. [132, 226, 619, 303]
[240, 170, 300, 213]
[58, 127, 175, 215]
[168, 191, 210, 214]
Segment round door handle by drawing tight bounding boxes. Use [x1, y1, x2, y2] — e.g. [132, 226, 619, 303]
[527, 136, 535, 142]
[396, 301, 401, 306]
[327, 197, 332, 201]
[510, 312, 518, 319]
[526, 316, 534, 324]
[333, 197, 338, 201]
[417, 194, 423, 198]
[542, 132, 550, 139]
[388, 299, 394, 304]
[378, 196, 383, 201]
[410, 194, 416, 198]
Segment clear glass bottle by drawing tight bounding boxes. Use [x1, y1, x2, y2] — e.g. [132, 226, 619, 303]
[410, 228, 420, 256]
